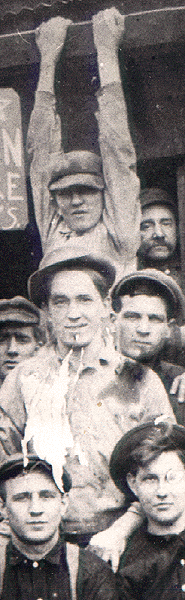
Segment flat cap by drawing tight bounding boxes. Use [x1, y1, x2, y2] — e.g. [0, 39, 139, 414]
[0, 453, 71, 493]
[140, 187, 176, 210]
[110, 421, 185, 501]
[0, 296, 40, 326]
[49, 150, 104, 191]
[111, 268, 185, 324]
[28, 244, 115, 307]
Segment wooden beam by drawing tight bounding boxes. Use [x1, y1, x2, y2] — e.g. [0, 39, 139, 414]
[176, 162, 185, 294]
[1, 6, 185, 68]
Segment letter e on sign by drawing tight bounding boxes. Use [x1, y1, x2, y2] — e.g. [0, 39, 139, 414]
[0, 89, 28, 229]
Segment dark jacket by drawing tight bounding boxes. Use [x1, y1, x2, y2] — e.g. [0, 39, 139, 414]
[117, 523, 185, 600]
[1, 540, 118, 600]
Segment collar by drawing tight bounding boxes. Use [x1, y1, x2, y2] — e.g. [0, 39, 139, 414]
[55, 340, 116, 372]
[9, 539, 65, 566]
[145, 526, 185, 545]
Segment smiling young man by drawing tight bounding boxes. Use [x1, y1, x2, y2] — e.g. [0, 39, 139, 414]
[0, 246, 174, 570]
[0, 453, 117, 600]
[110, 420, 185, 600]
[27, 9, 140, 277]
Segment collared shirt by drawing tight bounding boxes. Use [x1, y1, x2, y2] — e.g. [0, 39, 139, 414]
[0, 345, 175, 534]
[1, 540, 118, 600]
[27, 84, 140, 278]
[117, 524, 185, 600]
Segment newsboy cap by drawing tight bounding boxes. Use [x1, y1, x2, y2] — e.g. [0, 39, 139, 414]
[0, 296, 40, 326]
[111, 268, 185, 324]
[28, 244, 115, 307]
[110, 421, 185, 502]
[139, 187, 176, 211]
[0, 453, 71, 493]
[49, 150, 104, 192]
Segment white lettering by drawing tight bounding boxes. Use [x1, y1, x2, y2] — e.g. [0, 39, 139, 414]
[2, 207, 19, 230]
[0, 99, 11, 122]
[2, 128, 22, 167]
[7, 172, 24, 202]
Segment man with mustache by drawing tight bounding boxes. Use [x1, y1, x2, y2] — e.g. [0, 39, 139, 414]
[138, 188, 181, 286]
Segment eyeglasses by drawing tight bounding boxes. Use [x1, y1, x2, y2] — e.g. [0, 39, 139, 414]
[140, 469, 185, 489]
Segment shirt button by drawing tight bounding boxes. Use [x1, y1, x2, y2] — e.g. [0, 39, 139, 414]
[181, 559, 185, 566]
[33, 561, 39, 568]
[181, 584, 185, 592]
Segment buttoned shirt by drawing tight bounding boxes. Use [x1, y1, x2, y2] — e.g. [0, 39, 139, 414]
[27, 83, 140, 278]
[1, 540, 118, 600]
[117, 524, 185, 600]
[0, 344, 175, 535]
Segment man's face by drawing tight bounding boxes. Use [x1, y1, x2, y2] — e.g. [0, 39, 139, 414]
[4, 471, 65, 544]
[0, 325, 37, 379]
[116, 294, 169, 360]
[127, 451, 185, 529]
[55, 185, 103, 232]
[140, 205, 177, 261]
[47, 270, 107, 349]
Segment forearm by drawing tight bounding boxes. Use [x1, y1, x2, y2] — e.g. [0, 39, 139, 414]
[93, 10, 140, 258]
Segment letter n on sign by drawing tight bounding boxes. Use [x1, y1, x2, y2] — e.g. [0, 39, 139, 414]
[0, 88, 28, 230]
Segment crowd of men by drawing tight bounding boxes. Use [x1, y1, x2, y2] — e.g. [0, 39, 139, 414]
[1, 6, 185, 600]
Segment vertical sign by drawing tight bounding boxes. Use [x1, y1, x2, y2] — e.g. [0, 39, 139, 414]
[0, 88, 28, 229]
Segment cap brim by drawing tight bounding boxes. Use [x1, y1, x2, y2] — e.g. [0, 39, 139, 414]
[28, 254, 115, 308]
[0, 311, 39, 325]
[49, 173, 104, 191]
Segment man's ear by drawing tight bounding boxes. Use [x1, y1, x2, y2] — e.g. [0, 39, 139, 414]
[126, 473, 138, 497]
[60, 493, 69, 518]
[166, 318, 176, 339]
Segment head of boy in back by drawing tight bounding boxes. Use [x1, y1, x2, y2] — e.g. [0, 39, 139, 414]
[110, 421, 185, 535]
[111, 269, 185, 363]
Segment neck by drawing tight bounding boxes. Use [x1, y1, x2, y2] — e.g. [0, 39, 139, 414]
[147, 512, 185, 536]
[11, 529, 59, 560]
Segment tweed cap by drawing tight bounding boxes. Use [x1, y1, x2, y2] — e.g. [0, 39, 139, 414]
[0, 296, 40, 326]
[49, 150, 104, 191]
[0, 453, 71, 493]
[140, 187, 176, 211]
[111, 268, 185, 324]
[110, 421, 185, 502]
[28, 244, 115, 308]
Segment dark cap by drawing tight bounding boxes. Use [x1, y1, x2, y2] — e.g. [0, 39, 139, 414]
[140, 188, 176, 211]
[110, 421, 185, 502]
[0, 453, 71, 493]
[111, 268, 185, 324]
[0, 296, 40, 326]
[28, 244, 115, 308]
[49, 150, 104, 192]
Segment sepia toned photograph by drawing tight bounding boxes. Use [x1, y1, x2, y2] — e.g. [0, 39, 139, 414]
[0, 1, 185, 598]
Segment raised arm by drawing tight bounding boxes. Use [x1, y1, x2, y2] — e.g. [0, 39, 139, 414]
[93, 9, 141, 272]
[27, 17, 71, 250]
[0, 368, 26, 462]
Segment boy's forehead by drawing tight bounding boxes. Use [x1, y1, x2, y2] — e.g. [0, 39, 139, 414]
[137, 450, 185, 477]
[5, 470, 59, 494]
[120, 293, 168, 313]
